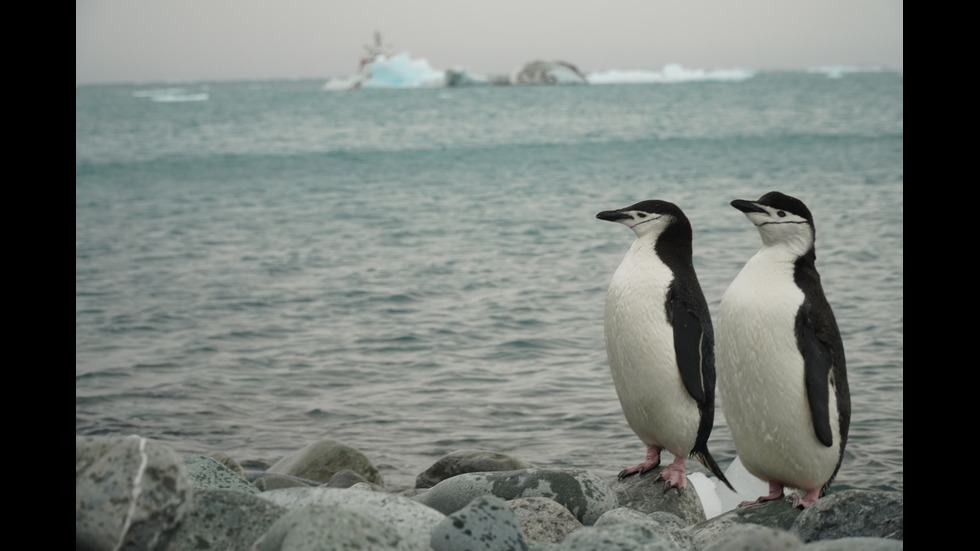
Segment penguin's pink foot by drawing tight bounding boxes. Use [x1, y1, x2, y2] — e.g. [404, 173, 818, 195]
[618, 445, 661, 480]
[656, 455, 688, 493]
[738, 481, 785, 507]
[788, 488, 821, 509]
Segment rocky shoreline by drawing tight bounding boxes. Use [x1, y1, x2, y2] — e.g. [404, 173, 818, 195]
[76, 435, 903, 550]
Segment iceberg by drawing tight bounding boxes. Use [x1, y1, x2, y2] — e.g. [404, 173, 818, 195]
[361, 52, 446, 88]
[587, 63, 754, 84]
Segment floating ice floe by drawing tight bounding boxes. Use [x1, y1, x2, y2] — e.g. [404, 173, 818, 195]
[132, 87, 210, 102]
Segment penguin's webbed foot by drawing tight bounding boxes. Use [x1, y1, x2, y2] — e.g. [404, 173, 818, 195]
[788, 489, 821, 509]
[617, 445, 662, 480]
[737, 481, 785, 508]
[617, 461, 659, 480]
[656, 456, 688, 494]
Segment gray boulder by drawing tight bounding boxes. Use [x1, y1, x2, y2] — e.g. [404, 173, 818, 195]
[609, 469, 708, 525]
[416, 449, 534, 488]
[267, 439, 383, 486]
[164, 488, 287, 551]
[791, 490, 903, 542]
[254, 474, 318, 491]
[690, 489, 904, 549]
[703, 524, 805, 551]
[412, 468, 617, 525]
[690, 498, 802, 550]
[326, 469, 370, 488]
[508, 497, 583, 543]
[258, 486, 444, 549]
[431, 495, 529, 551]
[560, 518, 688, 551]
[208, 450, 247, 477]
[807, 537, 904, 550]
[593, 507, 694, 549]
[251, 504, 425, 551]
[184, 454, 260, 494]
[76, 435, 192, 551]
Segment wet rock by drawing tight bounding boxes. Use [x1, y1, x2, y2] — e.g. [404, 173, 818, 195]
[416, 449, 534, 488]
[267, 439, 383, 486]
[508, 497, 583, 543]
[184, 454, 260, 494]
[164, 488, 286, 551]
[252, 504, 425, 551]
[609, 468, 708, 525]
[259, 486, 444, 549]
[431, 495, 529, 551]
[76, 435, 192, 551]
[412, 468, 617, 525]
[790, 490, 903, 542]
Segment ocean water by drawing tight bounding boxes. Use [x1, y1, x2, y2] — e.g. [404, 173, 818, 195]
[76, 70, 903, 495]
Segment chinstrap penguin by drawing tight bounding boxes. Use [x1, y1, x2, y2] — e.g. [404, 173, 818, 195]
[716, 191, 850, 509]
[597, 200, 734, 493]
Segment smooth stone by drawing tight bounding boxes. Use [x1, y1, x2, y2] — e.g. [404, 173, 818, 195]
[251, 504, 426, 551]
[76, 435, 192, 551]
[703, 524, 805, 551]
[790, 489, 903, 542]
[508, 497, 583, 543]
[593, 507, 694, 549]
[559, 519, 688, 551]
[254, 475, 315, 492]
[208, 451, 247, 478]
[806, 537, 904, 550]
[608, 468, 707, 525]
[163, 488, 286, 551]
[415, 449, 534, 488]
[325, 469, 369, 488]
[691, 497, 802, 549]
[184, 454, 260, 494]
[247, 471, 321, 488]
[326, 469, 385, 491]
[267, 439, 384, 486]
[258, 486, 444, 549]
[430, 495, 529, 551]
[412, 468, 618, 526]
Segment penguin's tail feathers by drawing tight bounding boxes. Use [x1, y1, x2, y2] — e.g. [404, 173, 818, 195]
[691, 449, 736, 493]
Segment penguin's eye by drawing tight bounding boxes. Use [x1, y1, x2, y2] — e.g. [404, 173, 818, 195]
[777, 211, 786, 218]
[636, 213, 647, 218]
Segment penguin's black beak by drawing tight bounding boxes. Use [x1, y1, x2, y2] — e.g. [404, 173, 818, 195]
[731, 200, 767, 214]
[597, 210, 630, 222]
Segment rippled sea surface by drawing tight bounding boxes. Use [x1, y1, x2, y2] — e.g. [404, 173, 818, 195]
[76, 71, 903, 491]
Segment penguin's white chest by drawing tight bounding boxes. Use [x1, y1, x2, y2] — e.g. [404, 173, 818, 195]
[716, 250, 841, 490]
[603, 240, 698, 456]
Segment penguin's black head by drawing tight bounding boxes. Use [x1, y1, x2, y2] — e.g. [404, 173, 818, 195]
[596, 200, 690, 239]
[731, 191, 816, 249]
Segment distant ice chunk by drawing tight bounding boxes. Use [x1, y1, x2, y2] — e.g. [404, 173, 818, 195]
[362, 53, 446, 88]
[587, 63, 754, 85]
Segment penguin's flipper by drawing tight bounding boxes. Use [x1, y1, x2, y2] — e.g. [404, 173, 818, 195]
[800, 320, 833, 447]
[670, 302, 708, 404]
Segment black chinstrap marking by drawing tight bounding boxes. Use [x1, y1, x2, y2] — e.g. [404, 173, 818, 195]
[754, 220, 809, 227]
[631, 214, 665, 227]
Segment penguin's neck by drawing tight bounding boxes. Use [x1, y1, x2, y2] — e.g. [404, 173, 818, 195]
[757, 226, 813, 259]
[615, 232, 670, 283]
[626, 232, 664, 266]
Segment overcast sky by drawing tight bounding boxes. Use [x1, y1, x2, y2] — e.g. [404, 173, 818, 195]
[76, 0, 903, 85]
